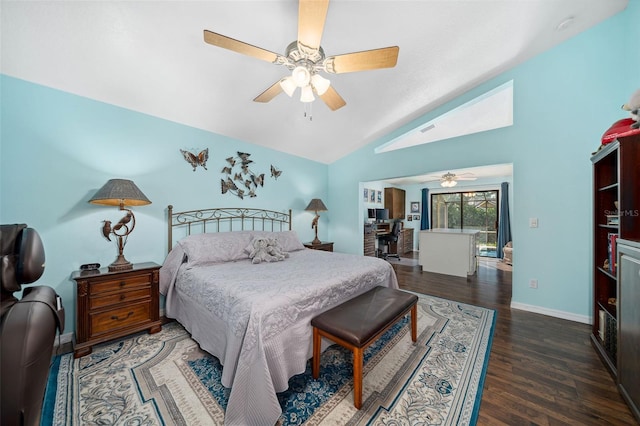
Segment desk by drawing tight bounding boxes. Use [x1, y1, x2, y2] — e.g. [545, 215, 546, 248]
[418, 229, 478, 277]
[364, 223, 391, 256]
[364, 224, 376, 256]
[364, 224, 414, 257]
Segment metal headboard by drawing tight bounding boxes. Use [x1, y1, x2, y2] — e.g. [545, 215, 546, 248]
[167, 205, 292, 253]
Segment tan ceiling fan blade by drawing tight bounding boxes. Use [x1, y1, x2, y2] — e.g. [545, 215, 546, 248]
[319, 86, 346, 111]
[324, 46, 399, 74]
[253, 81, 283, 103]
[204, 30, 281, 64]
[297, 0, 329, 54]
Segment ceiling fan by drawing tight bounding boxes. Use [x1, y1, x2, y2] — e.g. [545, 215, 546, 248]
[203, 0, 399, 111]
[425, 172, 478, 188]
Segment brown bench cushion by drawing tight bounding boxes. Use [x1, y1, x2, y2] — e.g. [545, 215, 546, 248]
[311, 286, 418, 348]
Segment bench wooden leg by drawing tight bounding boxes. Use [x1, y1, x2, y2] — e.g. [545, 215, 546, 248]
[312, 327, 321, 379]
[353, 346, 363, 409]
[411, 303, 417, 342]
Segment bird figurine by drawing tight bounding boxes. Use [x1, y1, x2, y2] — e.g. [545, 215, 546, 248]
[101, 220, 112, 241]
[113, 211, 133, 232]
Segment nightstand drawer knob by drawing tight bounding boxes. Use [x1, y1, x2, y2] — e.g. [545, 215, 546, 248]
[120, 281, 126, 287]
[120, 294, 126, 301]
[111, 311, 134, 321]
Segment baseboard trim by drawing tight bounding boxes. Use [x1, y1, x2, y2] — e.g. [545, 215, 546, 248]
[510, 301, 591, 324]
[58, 332, 74, 345]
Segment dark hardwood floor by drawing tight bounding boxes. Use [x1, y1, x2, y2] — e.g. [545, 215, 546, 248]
[393, 253, 638, 425]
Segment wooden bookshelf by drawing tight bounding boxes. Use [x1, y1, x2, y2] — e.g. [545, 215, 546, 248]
[591, 133, 640, 423]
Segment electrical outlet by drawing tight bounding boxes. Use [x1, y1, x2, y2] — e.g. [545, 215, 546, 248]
[529, 217, 538, 228]
[529, 279, 538, 289]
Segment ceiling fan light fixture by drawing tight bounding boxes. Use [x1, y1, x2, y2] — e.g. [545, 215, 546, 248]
[280, 76, 296, 97]
[311, 73, 330, 95]
[441, 179, 457, 188]
[291, 66, 311, 87]
[300, 85, 315, 103]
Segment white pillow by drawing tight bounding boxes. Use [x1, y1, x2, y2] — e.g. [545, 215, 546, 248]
[177, 231, 254, 265]
[252, 230, 305, 252]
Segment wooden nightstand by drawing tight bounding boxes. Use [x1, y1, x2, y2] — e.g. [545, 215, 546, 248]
[71, 262, 162, 358]
[304, 242, 334, 252]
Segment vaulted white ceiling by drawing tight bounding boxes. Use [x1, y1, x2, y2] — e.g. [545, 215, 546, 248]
[1, 0, 628, 164]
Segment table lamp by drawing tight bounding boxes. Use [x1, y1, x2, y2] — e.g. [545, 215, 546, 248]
[89, 179, 151, 271]
[305, 198, 328, 245]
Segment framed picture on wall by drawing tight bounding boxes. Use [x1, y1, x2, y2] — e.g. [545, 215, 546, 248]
[413, 215, 420, 221]
[370, 190, 375, 203]
[363, 188, 369, 202]
[377, 190, 382, 203]
[410, 201, 420, 213]
[407, 215, 413, 221]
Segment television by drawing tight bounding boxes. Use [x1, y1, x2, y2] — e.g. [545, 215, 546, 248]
[367, 208, 376, 219]
[375, 208, 389, 222]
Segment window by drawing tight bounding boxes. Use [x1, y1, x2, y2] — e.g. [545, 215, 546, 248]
[431, 190, 499, 257]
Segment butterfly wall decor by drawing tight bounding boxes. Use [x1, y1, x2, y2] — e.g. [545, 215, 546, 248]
[270, 165, 283, 180]
[221, 151, 265, 200]
[180, 148, 209, 171]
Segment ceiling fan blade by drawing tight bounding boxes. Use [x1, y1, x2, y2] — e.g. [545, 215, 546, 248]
[297, 0, 329, 54]
[456, 177, 478, 181]
[324, 46, 399, 74]
[204, 30, 281, 64]
[319, 86, 346, 111]
[253, 81, 283, 103]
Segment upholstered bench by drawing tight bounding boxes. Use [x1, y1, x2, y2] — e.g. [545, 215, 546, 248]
[311, 286, 418, 409]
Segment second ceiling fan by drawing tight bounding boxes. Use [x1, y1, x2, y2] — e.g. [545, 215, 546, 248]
[425, 172, 478, 187]
[203, 0, 399, 111]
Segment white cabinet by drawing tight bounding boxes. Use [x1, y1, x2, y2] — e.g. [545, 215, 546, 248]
[617, 240, 640, 421]
[418, 229, 478, 277]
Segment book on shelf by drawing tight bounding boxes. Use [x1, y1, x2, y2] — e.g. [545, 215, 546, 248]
[608, 232, 619, 274]
[598, 309, 605, 340]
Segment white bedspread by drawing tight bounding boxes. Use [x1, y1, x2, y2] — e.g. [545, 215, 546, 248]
[160, 247, 398, 426]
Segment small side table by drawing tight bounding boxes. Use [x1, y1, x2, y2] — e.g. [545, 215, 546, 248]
[71, 262, 162, 358]
[304, 241, 334, 252]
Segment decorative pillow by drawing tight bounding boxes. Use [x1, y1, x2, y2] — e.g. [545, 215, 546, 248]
[253, 230, 305, 252]
[177, 231, 254, 265]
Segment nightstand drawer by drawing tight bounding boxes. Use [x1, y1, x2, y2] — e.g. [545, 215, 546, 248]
[90, 287, 151, 310]
[90, 301, 151, 336]
[90, 274, 152, 295]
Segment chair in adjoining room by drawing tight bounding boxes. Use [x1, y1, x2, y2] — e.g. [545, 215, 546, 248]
[1, 224, 65, 426]
[378, 221, 401, 261]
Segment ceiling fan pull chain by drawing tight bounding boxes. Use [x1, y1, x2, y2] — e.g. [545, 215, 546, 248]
[304, 103, 313, 121]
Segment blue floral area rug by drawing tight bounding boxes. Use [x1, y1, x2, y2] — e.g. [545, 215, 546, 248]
[43, 293, 495, 425]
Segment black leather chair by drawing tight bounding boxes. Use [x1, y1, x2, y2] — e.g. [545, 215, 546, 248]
[1, 224, 65, 426]
[378, 221, 401, 260]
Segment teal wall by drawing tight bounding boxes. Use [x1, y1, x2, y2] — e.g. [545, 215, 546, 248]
[0, 76, 328, 333]
[1, 3, 637, 335]
[327, 3, 639, 321]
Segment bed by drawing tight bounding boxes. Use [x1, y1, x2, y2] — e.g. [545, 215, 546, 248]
[159, 206, 399, 425]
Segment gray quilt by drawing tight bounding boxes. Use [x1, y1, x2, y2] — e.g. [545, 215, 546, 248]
[160, 247, 398, 426]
